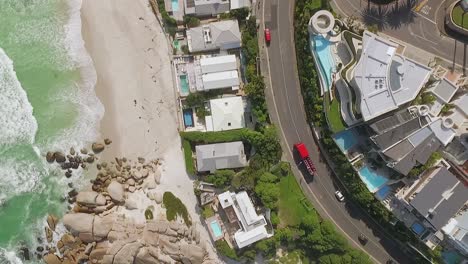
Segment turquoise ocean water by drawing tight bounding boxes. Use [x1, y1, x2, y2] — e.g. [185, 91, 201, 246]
[0, 0, 103, 262]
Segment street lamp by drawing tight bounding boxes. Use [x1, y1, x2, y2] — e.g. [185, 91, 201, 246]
[462, 0, 468, 27]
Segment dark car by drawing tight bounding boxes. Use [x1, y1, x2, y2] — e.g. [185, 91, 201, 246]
[358, 234, 368, 245]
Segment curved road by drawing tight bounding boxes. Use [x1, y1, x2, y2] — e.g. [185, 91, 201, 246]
[332, 0, 467, 71]
[258, 0, 413, 263]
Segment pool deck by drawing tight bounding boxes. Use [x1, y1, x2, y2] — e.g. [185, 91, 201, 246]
[205, 215, 225, 241]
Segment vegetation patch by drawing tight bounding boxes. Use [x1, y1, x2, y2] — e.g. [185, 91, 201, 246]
[452, 5, 468, 29]
[144, 208, 154, 220]
[278, 174, 312, 226]
[215, 240, 239, 260]
[326, 97, 346, 133]
[153, 0, 177, 36]
[202, 205, 214, 219]
[163, 192, 192, 226]
[182, 139, 195, 175]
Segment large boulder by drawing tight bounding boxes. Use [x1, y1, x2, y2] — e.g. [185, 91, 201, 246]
[54, 152, 66, 163]
[76, 191, 106, 206]
[93, 215, 115, 240]
[134, 247, 159, 264]
[107, 181, 124, 203]
[180, 244, 206, 264]
[63, 213, 94, 235]
[46, 152, 55, 163]
[45, 227, 53, 243]
[47, 214, 59, 231]
[92, 143, 105, 153]
[43, 254, 61, 264]
[113, 242, 141, 264]
[89, 248, 108, 262]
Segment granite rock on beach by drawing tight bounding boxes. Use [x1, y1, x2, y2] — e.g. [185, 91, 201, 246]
[41, 151, 218, 263]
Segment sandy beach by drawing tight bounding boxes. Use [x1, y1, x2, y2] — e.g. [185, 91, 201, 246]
[80, 0, 218, 260]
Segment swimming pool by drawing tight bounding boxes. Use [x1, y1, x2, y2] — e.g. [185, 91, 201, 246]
[210, 220, 223, 238]
[312, 35, 335, 90]
[333, 129, 357, 153]
[183, 109, 194, 128]
[358, 166, 389, 193]
[171, 0, 179, 11]
[411, 222, 425, 236]
[179, 75, 189, 96]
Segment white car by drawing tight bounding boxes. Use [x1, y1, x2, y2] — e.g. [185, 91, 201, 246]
[335, 190, 345, 202]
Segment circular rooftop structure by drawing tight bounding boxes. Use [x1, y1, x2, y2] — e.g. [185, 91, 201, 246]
[310, 10, 335, 35]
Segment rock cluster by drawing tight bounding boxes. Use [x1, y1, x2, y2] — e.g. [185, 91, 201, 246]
[45, 140, 111, 178]
[41, 147, 211, 264]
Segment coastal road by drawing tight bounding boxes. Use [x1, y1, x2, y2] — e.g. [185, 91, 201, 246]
[259, 0, 412, 263]
[331, 0, 468, 71]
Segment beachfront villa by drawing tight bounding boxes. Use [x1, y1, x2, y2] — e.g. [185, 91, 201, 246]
[185, 0, 230, 17]
[199, 55, 240, 91]
[205, 96, 246, 131]
[173, 54, 242, 99]
[217, 191, 272, 248]
[195, 141, 247, 173]
[443, 211, 468, 255]
[186, 20, 241, 53]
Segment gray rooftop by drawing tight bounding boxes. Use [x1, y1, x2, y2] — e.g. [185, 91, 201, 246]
[384, 127, 442, 175]
[430, 78, 459, 103]
[410, 167, 468, 230]
[444, 136, 468, 165]
[370, 109, 430, 150]
[196, 141, 247, 172]
[194, 0, 230, 16]
[187, 20, 241, 53]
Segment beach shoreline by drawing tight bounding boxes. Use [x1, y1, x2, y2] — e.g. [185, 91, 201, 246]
[80, 0, 218, 260]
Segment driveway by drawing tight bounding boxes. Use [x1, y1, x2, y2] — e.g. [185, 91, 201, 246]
[332, 0, 468, 71]
[258, 0, 414, 263]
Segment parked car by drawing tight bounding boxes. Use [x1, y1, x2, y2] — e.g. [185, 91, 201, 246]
[264, 28, 271, 44]
[358, 234, 369, 245]
[334, 190, 345, 202]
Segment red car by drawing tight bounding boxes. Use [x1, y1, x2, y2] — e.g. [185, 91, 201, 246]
[264, 28, 271, 44]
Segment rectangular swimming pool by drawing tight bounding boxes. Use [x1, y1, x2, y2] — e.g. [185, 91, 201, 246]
[358, 166, 389, 193]
[333, 129, 357, 153]
[210, 220, 223, 238]
[179, 75, 189, 96]
[171, 0, 179, 11]
[183, 109, 194, 128]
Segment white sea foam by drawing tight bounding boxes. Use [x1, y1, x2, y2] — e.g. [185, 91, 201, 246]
[0, 48, 38, 146]
[0, 155, 42, 205]
[42, 0, 104, 152]
[0, 248, 23, 264]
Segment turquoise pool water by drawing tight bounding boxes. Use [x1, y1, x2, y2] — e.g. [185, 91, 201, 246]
[183, 109, 194, 127]
[179, 75, 189, 95]
[333, 129, 357, 153]
[312, 35, 335, 90]
[358, 166, 389, 193]
[210, 221, 222, 238]
[172, 0, 179, 11]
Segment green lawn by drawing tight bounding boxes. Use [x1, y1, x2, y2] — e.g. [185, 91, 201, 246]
[278, 174, 313, 226]
[327, 98, 346, 133]
[452, 5, 468, 29]
[182, 139, 195, 175]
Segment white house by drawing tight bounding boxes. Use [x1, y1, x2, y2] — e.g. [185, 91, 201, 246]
[218, 191, 272, 248]
[205, 96, 245, 131]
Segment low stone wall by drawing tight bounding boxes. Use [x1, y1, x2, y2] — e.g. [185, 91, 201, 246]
[445, 1, 468, 37]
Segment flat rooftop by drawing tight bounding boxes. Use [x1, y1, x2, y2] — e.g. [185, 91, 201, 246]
[352, 31, 431, 121]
